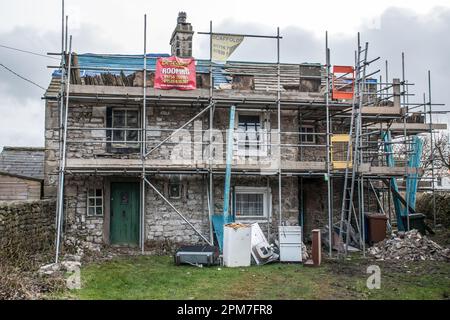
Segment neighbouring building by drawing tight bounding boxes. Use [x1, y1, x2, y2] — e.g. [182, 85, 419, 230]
[0, 147, 44, 201]
[43, 12, 446, 251]
[435, 174, 450, 191]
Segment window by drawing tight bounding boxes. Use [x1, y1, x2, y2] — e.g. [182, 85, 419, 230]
[87, 188, 103, 216]
[300, 125, 316, 144]
[237, 114, 266, 156]
[234, 187, 270, 220]
[169, 175, 181, 199]
[111, 109, 140, 149]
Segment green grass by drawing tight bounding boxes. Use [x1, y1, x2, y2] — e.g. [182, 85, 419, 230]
[56, 255, 450, 300]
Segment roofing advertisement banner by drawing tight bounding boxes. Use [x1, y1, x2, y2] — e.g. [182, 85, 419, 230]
[154, 56, 196, 90]
[211, 34, 244, 63]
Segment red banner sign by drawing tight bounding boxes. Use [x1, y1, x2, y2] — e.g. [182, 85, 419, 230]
[154, 56, 196, 90]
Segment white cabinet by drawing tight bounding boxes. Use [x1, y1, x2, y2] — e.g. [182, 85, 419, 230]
[279, 226, 302, 262]
[223, 224, 251, 267]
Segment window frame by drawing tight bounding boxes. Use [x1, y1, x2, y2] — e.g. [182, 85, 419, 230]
[235, 112, 268, 157]
[168, 175, 182, 199]
[300, 124, 316, 144]
[87, 188, 104, 217]
[106, 107, 141, 153]
[233, 186, 271, 221]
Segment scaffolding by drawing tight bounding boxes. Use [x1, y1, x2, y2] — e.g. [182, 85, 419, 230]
[49, 3, 448, 263]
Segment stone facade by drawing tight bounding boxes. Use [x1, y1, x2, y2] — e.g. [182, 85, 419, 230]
[0, 199, 56, 256]
[43, 99, 345, 247]
[64, 176, 105, 247]
[58, 174, 302, 246]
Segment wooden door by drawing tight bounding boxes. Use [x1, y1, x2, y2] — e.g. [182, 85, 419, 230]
[110, 182, 140, 245]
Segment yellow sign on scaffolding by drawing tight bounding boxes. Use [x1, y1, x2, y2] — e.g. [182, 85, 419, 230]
[331, 134, 352, 169]
[211, 34, 244, 63]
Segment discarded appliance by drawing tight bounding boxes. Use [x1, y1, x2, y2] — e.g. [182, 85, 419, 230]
[174, 245, 219, 266]
[223, 223, 251, 267]
[250, 223, 279, 265]
[279, 226, 302, 262]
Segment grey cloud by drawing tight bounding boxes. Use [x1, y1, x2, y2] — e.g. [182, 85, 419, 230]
[208, 6, 449, 117]
[0, 23, 125, 102]
[0, 5, 449, 148]
[0, 22, 125, 147]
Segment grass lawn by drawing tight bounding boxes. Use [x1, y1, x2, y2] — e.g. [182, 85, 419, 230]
[56, 255, 450, 300]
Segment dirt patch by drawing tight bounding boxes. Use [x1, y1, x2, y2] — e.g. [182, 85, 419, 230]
[0, 263, 65, 300]
[0, 250, 66, 300]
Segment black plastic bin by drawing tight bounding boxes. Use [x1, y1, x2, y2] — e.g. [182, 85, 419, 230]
[401, 213, 426, 234]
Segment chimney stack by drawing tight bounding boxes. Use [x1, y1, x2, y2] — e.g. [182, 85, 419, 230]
[170, 12, 194, 58]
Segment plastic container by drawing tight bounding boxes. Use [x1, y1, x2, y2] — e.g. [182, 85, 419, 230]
[365, 213, 388, 244]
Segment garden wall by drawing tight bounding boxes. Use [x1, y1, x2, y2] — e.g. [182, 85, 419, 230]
[0, 199, 56, 259]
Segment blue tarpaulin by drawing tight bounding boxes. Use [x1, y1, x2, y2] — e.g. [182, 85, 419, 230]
[53, 53, 230, 87]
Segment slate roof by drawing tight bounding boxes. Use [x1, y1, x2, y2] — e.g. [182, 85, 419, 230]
[0, 147, 45, 181]
[52, 53, 230, 88]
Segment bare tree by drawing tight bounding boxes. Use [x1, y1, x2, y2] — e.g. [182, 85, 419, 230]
[421, 131, 449, 177]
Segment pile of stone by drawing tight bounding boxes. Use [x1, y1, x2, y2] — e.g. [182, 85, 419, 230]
[368, 229, 450, 261]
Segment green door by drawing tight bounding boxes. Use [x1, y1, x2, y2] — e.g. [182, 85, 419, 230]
[110, 182, 140, 245]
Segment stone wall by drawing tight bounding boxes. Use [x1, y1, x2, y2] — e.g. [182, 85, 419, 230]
[59, 174, 303, 246]
[0, 199, 56, 257]
[44, 102, 319, 197]
[44, 101, 60, 198]
[145, 175, 209, 243]
[145, 175, 300, 244]
[63, 176, 105, 249]
[43, 100, 360, 247]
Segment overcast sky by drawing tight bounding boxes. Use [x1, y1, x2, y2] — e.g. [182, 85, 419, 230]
[0, 0, 449, 147]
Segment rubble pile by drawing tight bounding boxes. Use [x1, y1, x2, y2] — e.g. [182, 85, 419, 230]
[369, 229, 450, 261]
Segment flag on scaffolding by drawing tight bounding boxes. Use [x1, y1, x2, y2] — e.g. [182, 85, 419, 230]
[154, 56, 196, 90]
[211, 34, 244, 63]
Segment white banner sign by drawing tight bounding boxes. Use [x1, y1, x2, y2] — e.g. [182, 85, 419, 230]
[211, 34, 244, 63]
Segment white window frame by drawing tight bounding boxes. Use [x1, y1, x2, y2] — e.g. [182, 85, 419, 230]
[235, 111, 268, 157]
[111, 108, 140, 148]
[300, 124, 316, 144]
[168, 174, 182, 199]
[233, 186, 271, 221]
[87, 188, 104, 217]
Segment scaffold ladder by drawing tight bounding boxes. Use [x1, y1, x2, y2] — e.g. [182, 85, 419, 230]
[338, 37, 368, 256]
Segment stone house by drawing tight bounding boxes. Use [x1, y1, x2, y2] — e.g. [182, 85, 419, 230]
[43, 12, 434, 251]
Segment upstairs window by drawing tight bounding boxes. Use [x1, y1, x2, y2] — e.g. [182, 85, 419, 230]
[300, 125, 316, 144]
[237, 114, 266, 157]
[107, 108, 140, 152]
